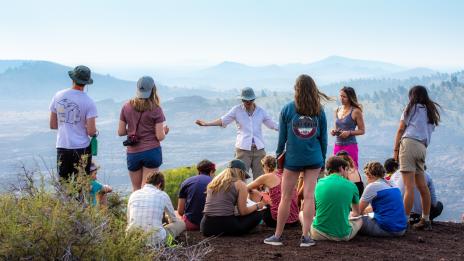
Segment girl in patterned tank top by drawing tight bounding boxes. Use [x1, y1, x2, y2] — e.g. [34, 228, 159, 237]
[247, 155, 299, 228]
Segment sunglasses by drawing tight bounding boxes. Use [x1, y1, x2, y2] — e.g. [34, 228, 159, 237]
[242, 99, 255, 103]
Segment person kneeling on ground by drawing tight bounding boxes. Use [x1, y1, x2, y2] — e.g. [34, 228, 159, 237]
[310, 156, 362, 241]
[389, 164, 443, 224]
[176, 159, 216, 231]
[359, 162, 407, 237]
[89, 162, 112, 206]
[247, 155, 299, 228]
[127, 171, 186, 245]
[200, 159, 265, 237]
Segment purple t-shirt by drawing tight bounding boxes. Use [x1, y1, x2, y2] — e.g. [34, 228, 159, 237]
[119, 102, 166, 153]
[178, 173, 213, 225]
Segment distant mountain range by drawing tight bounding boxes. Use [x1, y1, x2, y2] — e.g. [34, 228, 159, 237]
[159, 56, 440, 91]
[0, 57, 448, 107]
[0, 60, 227, 108]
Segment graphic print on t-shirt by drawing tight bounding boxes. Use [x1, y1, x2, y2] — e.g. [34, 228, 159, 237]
[57, 98, 81, 125]
[292, 116, 318, 139]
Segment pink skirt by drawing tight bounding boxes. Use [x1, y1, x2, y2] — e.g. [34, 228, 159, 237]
[334, 143, 359, 169]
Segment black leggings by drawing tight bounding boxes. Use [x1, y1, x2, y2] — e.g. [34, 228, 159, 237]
[262, 206, 299, 228]
[200, 212, 262, 237]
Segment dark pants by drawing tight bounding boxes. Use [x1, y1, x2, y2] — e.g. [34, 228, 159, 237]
[200, 212, 262, 237]
[57, 146, 92, 180]
[410, 201, 444, 223]
[262, 206, 299, 228]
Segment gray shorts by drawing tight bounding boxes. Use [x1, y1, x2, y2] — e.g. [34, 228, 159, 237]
[360, 216, 405, 237]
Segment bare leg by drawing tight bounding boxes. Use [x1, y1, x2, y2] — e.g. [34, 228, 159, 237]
[415, 173, 431, 217]
[401, 171, 415, 216]
[301, 168, 320, 237]
[129, 169, 143, 191]
[141, 167, 158, 187]
[275, 168, 299, 237]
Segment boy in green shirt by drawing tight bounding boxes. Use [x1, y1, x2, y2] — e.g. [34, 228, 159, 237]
[311, 156, 362, 241]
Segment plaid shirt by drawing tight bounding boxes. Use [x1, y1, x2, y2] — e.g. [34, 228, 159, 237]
[127, 184, 177, 244]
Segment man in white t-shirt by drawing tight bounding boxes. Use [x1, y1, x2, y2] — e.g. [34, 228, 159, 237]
[49, 65, 98, 179]
[195, 87, 278, 180]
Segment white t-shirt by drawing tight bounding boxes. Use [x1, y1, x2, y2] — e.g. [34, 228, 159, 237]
[49, 89, 98, 149]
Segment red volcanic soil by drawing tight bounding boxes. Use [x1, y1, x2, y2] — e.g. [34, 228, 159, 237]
[180, 222, 464, 260]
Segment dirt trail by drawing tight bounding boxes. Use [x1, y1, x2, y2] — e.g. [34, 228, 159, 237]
[180, 222, 464, 260]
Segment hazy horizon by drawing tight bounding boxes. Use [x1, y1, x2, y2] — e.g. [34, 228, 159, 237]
[1, 1, 463, 80]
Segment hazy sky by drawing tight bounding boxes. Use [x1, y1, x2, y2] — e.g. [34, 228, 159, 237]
[1, 0, 463, 71]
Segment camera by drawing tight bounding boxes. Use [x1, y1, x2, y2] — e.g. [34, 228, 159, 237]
[123, 134, 139, 146]
[334, 129, 342, 136]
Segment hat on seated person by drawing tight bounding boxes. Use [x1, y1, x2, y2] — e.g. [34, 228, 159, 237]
[228, 159, 251, 179]
[90, 162, 100, 172]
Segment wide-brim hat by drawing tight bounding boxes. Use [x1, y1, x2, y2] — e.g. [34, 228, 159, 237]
[136, 76, 155, 99]
[68, 65, 93, 85]
[239, 87, 256, 101]
[228, 159, 251, 179]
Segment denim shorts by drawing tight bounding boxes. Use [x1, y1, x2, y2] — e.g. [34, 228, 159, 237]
[127, 147, 162, 171]
[285, 163, 323, 172]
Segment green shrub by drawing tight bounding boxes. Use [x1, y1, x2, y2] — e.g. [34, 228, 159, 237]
[163, 166, 197, 207]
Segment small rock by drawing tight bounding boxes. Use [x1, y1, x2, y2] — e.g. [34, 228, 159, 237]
[417, 236, 425, 243]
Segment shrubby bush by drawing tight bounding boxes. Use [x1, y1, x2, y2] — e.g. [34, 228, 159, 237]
[0, 166, 212, 260]
[163, 166, 197, 207]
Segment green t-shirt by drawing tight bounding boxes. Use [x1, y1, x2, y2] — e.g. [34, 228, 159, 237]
[312, 174, 360, 238]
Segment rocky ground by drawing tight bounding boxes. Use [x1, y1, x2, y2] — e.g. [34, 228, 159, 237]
[179, 222, 464, 260]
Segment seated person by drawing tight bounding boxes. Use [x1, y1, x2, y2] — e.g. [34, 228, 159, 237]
[176, 159, 216, 231]
[200, 159, 265, 237]
[336, 150, 364, 196]
[310, 156, 362, 241]
[383, 158, 398, 181]
[247, 155, 299, 228]
[127, 172, 186, 245]
[89, 162, 112, 206]
[390, 165, 443, 223]
[359, 162, 407, 237]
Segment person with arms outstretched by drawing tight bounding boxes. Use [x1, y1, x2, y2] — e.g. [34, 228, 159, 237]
[196, 87, 278, 179]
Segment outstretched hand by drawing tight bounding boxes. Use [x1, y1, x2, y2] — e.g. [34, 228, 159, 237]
[195, 119, 207, 126]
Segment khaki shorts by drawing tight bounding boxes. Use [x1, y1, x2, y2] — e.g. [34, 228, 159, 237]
[235, 147, 266, 180]
[399, 138, 426, 174]
[310, 219, 362, 241]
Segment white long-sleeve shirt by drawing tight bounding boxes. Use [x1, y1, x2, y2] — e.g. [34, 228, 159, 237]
[220, 104, 278, 150]
[126, 184, 177, 244]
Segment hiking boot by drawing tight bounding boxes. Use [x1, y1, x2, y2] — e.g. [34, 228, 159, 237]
[264, 235, 283, 246]
[300, 235, 316, 247]
[413, 218, 432, 231]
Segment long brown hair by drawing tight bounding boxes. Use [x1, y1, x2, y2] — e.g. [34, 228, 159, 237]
[294, 74, 331, 116]
[404, 85, 441, 126]
[341, 86, 362, 111]
[129, 87, 161, 112]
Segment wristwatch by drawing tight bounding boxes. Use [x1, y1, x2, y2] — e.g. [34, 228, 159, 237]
[256, 203, 260, 211]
